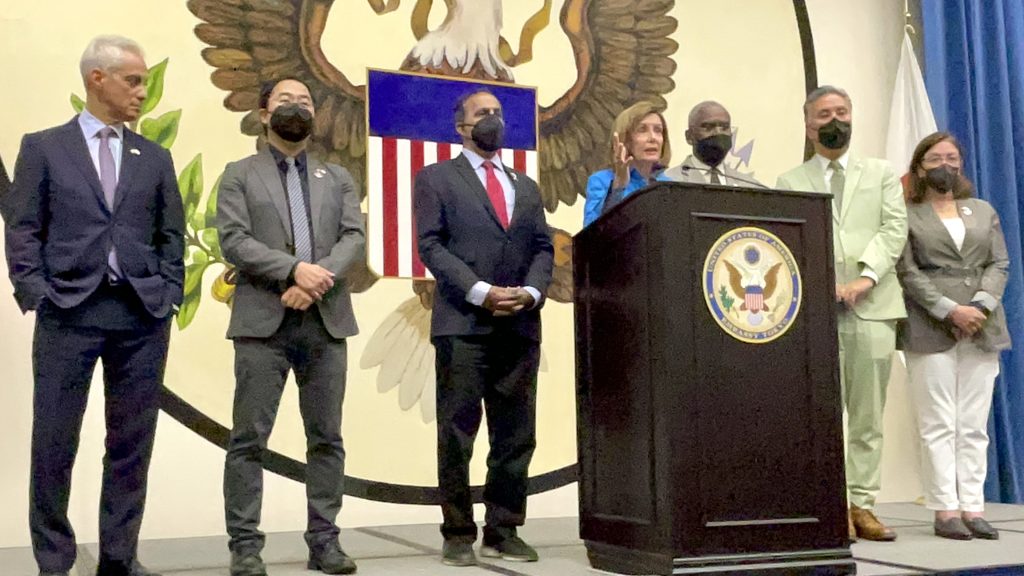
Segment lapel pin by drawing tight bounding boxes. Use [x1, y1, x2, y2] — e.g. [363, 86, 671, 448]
[313, 168, 327, 179]
[961, 205, 972, 216]
[129, 148, 141, 156]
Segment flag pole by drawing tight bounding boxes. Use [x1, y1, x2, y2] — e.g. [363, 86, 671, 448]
[904, 0, 916, 36]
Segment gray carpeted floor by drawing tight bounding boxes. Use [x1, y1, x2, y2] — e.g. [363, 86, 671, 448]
[3, 503, 1024, 575]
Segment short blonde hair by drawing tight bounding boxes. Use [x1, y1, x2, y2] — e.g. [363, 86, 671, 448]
[79, 35, 144, 81]
[609, 101, 671, 168]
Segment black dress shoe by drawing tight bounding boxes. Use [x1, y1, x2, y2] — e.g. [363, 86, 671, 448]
[308, 541, 357, 574]
[963, 517, 999, 540]
[230, 551, 268, 576]
[480, 536, 539, 562]
[934, 517, 973, 540]
[441, 539, 477, 567]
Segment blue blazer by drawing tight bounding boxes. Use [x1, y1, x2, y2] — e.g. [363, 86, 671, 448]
[5, 117, 185, 318]
[414, 154, 553, 342]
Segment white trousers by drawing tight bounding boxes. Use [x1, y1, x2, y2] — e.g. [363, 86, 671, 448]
[905, 341, 999, 512]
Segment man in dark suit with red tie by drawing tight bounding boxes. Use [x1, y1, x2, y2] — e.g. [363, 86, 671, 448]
[414, 90, 553, 567]
[4, 35, 184, 576]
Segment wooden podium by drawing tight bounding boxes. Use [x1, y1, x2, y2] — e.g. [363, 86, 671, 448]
[573, 182, 853, 575]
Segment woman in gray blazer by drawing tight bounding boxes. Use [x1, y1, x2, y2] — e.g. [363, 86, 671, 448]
[897, 132, 1011, 541]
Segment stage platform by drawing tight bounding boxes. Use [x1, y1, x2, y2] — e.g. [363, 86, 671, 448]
[3, 502, 1024, 575]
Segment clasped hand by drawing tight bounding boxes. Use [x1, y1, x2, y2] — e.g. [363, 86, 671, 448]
[281, 262, 335, 310]
[948, 304, 987, 340]
[483, 286, 535, 317]
[835, 277, 875, 309]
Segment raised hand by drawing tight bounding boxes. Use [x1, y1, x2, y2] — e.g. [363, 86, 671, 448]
[611, 131, 634, 190]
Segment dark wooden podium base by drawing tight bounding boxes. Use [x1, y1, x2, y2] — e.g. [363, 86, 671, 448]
[575, 184, 851, 576]
[586, 541, 856, 575]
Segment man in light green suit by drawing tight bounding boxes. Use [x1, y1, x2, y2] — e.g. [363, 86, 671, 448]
[776, 86, 908, 542]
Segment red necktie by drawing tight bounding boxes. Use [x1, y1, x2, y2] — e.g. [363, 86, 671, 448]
[483, 161, 510, 229]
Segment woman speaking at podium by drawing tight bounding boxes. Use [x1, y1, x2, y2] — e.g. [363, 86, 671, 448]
[582, 102, 673, 227]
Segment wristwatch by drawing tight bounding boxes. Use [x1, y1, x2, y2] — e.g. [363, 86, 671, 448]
[967, 301, 990, 316]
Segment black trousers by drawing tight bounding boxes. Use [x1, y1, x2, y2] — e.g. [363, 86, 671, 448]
[223, 308, 348, 554]
[30, 282, 170, 575]
[433, 334, 539, 543]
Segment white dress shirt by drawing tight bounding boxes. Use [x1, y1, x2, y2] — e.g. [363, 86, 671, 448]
[814, 151, 848, 197]
[815, 151, 879, 284]
[78, 109, 125, 279]
[458, 149, 542, 309]
[941, 217, 966, 251]
[461, 148, 515, 220]
[78, 108, 124, 178]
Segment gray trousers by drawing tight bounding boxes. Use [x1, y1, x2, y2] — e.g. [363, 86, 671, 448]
[224, 308, 348, 553]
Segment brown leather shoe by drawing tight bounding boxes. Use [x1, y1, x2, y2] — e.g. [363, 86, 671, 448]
[850, 505, 897, 541]
[847, 511, 858, 541]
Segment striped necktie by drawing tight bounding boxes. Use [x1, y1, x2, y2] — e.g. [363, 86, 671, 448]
[285, 157, 313, 262]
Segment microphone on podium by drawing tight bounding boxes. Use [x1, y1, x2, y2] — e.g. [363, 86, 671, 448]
[679, 165, 769, 189]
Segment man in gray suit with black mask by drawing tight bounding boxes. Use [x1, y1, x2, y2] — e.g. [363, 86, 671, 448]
[663, 100, 762, 187]
[216, 77, 364, 576]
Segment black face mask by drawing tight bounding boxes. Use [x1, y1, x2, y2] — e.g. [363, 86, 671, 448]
[468, 114, 505, 152]
[817, 118, 852, 150]
[269, 104, 313, 143]
[694, 133, 732, 167]
[925, 165, 958, 192]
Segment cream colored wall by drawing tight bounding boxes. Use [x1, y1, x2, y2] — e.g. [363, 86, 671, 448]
[0, 0, 921, 549]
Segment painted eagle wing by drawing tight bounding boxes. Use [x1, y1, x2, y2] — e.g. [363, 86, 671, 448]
[187, 0, 368, 187]
[359, 296, 437, 423]
[763, 262, 783, 299]
[538, 0, 678, 211]
[723, 260, 745, 298]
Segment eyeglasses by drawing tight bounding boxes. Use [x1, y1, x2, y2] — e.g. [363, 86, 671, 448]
[922, 154, 961, 165]
[697, 121, 731, 132]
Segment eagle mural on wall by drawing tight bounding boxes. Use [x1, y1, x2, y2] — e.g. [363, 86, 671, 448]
[188, 0, 678, 421]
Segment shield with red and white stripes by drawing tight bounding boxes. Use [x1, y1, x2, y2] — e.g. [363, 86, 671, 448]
[366, 69, 539, 279]
[744, 285, 765, 313]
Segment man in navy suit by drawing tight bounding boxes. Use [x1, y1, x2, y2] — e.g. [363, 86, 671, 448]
[414, 90, 553, 566]
[4, 35, 184, 576]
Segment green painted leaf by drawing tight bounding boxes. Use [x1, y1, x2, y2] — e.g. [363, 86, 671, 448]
[719, 285, 734, 311]
[189, 211, 205, 233]
[140, 109, 181, 149]
[70, 94, 85, 113]
[204, 172, 222, 224]
[177, 154, 203, 222]
[192, 247, 210, 265]
[182, 259, 210, 303]
[176, 252, 209, 330]
[139, 58, 168, 118]
[176, 288, 201, 330]
[200, 227, 222, 260]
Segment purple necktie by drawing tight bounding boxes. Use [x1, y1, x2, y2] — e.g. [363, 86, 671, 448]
[98, 127, 122, 278]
